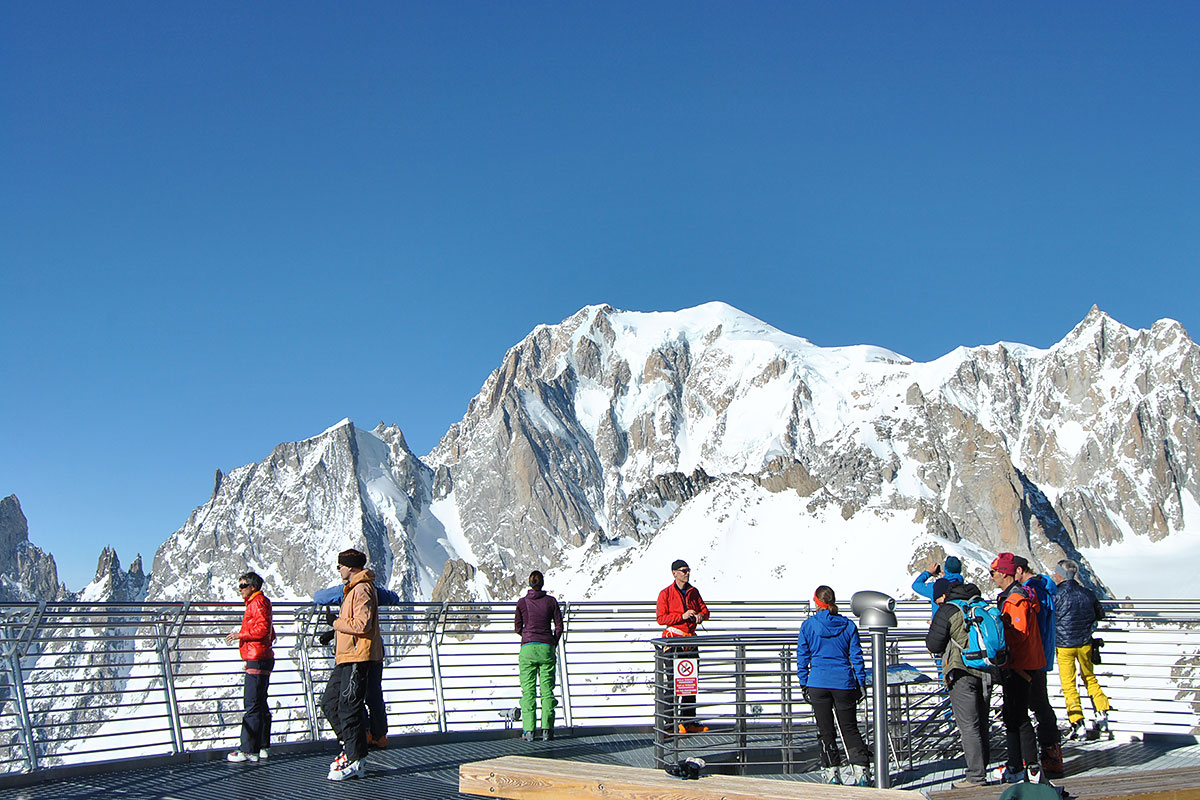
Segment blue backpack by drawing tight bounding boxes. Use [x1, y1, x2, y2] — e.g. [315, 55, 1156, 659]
[948, 597, 1008, 670]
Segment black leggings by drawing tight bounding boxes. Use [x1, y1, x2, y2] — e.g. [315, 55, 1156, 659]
[808, 686, 869, 767]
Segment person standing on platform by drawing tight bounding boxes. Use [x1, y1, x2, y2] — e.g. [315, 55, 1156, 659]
[1052, 559, 1112, 740]
[796, 585, 871, 787]
[225, 571, 276, 763]
[321, 549, 383, 782]
[314, 581, 400, 749]
[1013, 555, 1063, 777]
[926, 578, 993, 789]
[514, 570, 563, 742]
[656, 559, 710, 734]
[912, 556, 965, 617]
[990, 553, 1045, 785]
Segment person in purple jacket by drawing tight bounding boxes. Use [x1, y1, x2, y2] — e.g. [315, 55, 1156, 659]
[514, 570, 563, 742]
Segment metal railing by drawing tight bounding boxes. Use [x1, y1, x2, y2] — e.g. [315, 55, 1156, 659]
[1, 598, 1196, 776]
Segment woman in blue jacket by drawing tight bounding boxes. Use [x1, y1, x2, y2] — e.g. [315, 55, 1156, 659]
[796, 585, 870, 786]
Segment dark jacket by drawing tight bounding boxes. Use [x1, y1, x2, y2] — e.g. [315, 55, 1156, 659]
[1054, 579, 1104, 648]
[514, 588, 563, 647]
[925, 582, 988, 684]
[796, 609, 867, 690]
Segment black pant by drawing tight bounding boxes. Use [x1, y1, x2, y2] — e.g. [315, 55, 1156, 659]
[321, 662, 370, 762]
[1000, 669, 1039, 770]
[365, 660, 387, 738]
[239, 664, 273, 753]
[808, 686, 869, 767]
[1028, 670, 1060, 749]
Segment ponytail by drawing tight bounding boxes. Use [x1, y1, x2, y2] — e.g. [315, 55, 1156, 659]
[813, 585, 838, 615]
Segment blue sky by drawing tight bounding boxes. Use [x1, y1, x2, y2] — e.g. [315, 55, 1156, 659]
[3, 3, 1198, 590]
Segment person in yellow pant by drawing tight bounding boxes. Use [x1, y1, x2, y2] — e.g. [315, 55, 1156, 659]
[1052, 559, 1111, 739]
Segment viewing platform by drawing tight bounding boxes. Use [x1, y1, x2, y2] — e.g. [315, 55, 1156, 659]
[1, 599, 1197, 798]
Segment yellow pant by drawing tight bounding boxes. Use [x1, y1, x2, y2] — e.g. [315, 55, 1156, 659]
[1056, 645, 1110, 723]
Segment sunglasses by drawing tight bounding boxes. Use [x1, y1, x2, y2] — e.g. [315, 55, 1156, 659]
[674, 568, 690, 573]
[238, 583, 251, 589]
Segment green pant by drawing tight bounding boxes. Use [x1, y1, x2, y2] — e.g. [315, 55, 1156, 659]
[518, 643, 558, 733]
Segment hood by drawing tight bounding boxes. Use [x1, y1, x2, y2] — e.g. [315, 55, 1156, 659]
[946, 582, 981, 603]
[812, 608, 851, 636]
[345, 569, 376, 594]
[525, 588, 546, 600]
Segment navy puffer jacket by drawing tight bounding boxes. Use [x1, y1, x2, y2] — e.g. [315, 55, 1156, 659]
[1054, 579, 1103, 648]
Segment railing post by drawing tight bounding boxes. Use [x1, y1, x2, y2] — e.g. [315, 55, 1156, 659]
[428, 604, 447, 733]
[780, 644, 793, 774]
[735, 642, 748, 774]
[295, 606, 321, 741]
[870, 627, 890, 788]
[4, 603, 44, 773]
[556, 601, 573, 729]
[652, 641, 668, 768]
[155, 609, 185, 754]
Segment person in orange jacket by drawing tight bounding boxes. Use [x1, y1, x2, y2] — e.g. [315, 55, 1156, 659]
[991, 552, 1046, 784]
[656, 559, 710, 734]
[224, 571, 276, 763]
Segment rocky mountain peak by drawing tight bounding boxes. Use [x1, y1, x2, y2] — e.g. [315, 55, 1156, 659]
[0, 495, 64, 602]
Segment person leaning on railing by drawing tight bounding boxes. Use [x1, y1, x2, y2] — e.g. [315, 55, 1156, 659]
[514, 570, 563, 742]
[655, 558, 710, 734]
[223, 571, 276, 764]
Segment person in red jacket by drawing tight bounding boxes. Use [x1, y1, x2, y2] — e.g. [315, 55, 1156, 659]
[224, 571, 276, 763]
[991, 553, 1045, 784]
[656, 559, 710, 734]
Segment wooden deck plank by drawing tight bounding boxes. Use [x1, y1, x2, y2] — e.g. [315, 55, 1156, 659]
[931, 766, 1200, 800]
[460, 755, 922, 800]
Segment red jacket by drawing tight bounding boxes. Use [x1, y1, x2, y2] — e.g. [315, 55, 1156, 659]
[656, 582, 710, 637]
[237, 590, 276, 663]
[999, 582, 1044, 671]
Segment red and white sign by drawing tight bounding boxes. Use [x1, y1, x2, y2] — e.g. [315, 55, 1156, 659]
[674, 657, 698, 695]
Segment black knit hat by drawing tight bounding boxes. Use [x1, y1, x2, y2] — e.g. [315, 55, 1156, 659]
[338, 549, 367, 569]
[671, 559, 689, 571]
[932, 578, 952, 601]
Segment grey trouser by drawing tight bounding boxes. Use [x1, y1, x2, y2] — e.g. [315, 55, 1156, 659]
[948, 672, 991, 783]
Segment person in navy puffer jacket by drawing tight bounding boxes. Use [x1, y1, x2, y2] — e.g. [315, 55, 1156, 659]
[796, 585, 870, 785]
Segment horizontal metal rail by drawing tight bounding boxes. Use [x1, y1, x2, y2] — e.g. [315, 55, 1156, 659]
[0, 598, 1195, 775]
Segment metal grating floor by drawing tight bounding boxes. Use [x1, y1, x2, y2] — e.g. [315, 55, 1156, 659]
[1, 729, 1199, 800]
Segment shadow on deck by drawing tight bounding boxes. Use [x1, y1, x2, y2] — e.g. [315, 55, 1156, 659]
[1, 728, 1198, 800]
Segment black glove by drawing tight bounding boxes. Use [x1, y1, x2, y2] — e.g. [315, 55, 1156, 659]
[324, 608, 338, 626]
[801, 686, 812, 704]
[318, 629, 335, 646]
[854, 685, 866, 704]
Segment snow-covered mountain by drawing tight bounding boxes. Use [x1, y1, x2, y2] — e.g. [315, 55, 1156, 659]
[101, 303, 1200, 603]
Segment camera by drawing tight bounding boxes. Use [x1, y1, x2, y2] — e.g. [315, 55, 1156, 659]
[665, 757, 706, 780]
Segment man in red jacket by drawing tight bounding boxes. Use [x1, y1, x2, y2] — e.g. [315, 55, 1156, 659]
[656, 559, 710, 734]
[991, 552, 1045, 784]
[224, 571, 276, 763]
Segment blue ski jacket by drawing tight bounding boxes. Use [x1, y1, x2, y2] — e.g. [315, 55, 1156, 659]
[1023, 574, 1057, 670]
[796, 609, 867, 690]
[912, 570, 964, 617]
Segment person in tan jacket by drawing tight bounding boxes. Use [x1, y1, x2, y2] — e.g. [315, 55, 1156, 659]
[320, 549, 383, 781]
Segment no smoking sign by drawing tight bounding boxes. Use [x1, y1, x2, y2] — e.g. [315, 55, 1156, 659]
[674, 657, 698, 695]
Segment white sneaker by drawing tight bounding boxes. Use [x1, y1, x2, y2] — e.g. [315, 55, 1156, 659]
[1068, 719, 1087, 740]
[1026, 765, 1044, 784]
[849, 764, 871, 786]
[258, 748, 269, 760]
[226, 749, 258, 763]
[328, 751, 348, 777]
[328, 758, 365, 781]
[821, 766, 842, 784]
[989, 764, 1025, 784]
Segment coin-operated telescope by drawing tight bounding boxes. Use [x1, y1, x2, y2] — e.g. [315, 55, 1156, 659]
[851, 590, 897, 788]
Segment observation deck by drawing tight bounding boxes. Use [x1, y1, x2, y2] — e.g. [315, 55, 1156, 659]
[1, 599, 1198, 799]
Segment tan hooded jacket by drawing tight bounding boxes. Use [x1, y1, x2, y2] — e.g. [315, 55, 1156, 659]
[332, 569, 384, 664]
